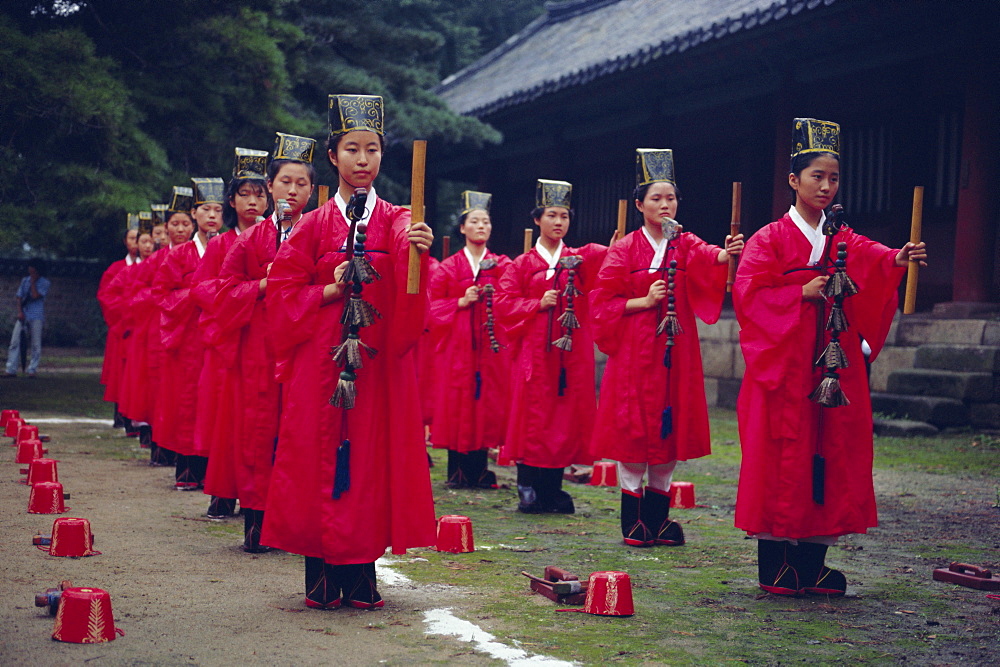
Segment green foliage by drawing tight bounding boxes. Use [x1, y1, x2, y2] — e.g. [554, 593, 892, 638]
[0, 0, 542, 263]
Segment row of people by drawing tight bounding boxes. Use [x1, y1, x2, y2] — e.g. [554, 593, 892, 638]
[97, 105, 925, 607]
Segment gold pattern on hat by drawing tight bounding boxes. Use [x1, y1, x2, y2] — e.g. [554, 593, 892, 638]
[792, 118, 840, 157]
[636, 148, 676, 186]
[233, 147, 269, 179]
[273, 132, 316, 162]
[167, 187, 194, 214]
[461, 190, 492, 216]
[191, 177, 225, 205]
[328, 94, 384, 137]
[536, 179, 572, 209]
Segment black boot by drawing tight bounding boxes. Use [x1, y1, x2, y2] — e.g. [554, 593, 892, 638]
[543, 467, 575, 514]
[149, 440, 176, 467]
[207, 496, 237, 519]
[621, 489, 653, 546]
[793, 542, 847, 596]
[112, 404, 125, 429]
[304, 557, 340, 609]
[174, 455, 198, 490]
[516, 464, 543, 513]
[445, 450, 469, 488]
[757, 539, 801, 596]
[243, 508, 271, 553]
[138, 424, 152, 449]
[124, 417, 139, 437]
[338, 562, 383, 609]
[642, 487, 684, 546]
[463, 449, 497, 489]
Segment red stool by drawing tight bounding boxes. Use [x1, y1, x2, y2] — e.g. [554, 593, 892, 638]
[589, 461, 618, 486]
[436, 515, 475, 553]
[52, 587, 123, 643]
[669, 481, 696, 509]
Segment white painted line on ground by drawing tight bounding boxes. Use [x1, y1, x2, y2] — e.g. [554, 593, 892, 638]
[424, 608, 577, 666]
[26, 418, 114, 425]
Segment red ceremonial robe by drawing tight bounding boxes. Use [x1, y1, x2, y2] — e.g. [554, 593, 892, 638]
[120, 248, 169, 424]
[193, 230, 243, 501]
[428, 250, 513, 452]
[211, 219, 282, 510]
[417, 256, 441, 426]
[495, 243, 608, 468]
[733, 215, 904, 538]
[98, 258, 128, 400]
[262, 197, 436, 563]
[153, 241, 205, 456]
[591, 230, 726, 463]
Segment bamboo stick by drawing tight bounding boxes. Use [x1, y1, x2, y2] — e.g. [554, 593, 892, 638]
[523, 228, 533, 254]
[903, 186, 924, 314]
[317, 185, 329, 208]
[616, 199, 628, 240]
[727, 182, 742, 293]
[406, 140, 427, 295]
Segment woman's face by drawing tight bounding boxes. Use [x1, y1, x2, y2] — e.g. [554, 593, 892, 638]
[152, 224, 168, 248]
[789, 154, 840, 212]
[329, 130, 382, 191]
[534, 206, 570, 242]
[125, 228, 139, 254]
[193, 202, 223, 236]
[268, 163, 314, 216]
[461, 209, 492, 245]
[138, 233, 154, 258]
[636, 182, 678, 226]
[166, 212, 194, 246]
[231, 182, 267, 224]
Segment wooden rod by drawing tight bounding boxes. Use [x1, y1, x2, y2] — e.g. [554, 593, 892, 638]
[317, 185, 329, 208]
[441, 235, 450, 260]
[523, 228, 533, 255]
[406, 140, 427, 295]
[727, 182, 742, 293]
[903, 186, 924, 314]
[616, 199, 628, 240]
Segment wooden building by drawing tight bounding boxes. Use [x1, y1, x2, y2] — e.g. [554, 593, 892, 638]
[432, 0, 999, 311]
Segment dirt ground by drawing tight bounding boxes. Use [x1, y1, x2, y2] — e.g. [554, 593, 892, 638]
[2, 410, 999, 665]
[0, 421, 504, 666]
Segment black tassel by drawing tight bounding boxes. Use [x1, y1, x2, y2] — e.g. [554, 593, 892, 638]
[557, 366, 567, 396]
[474, 370, 482, 400]
[557, 309, 580, 329]
[826, 304, 849, 333]
[331, 370, 357, 409]
[660, 407, 673, 439]
[812, 453, 826, 505]
[552, 334, 573, 351]
[816, 339, 849, 370]
[331, 334, 378, 369]
[663, 344, 672, 369]
[809, 372, 850, 407]
[340, 295, 381, 327]
[656, 312, 683, 337]
[332, 439, 351, 499]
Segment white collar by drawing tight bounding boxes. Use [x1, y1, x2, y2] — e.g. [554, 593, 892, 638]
[334, 186, 379, 227]
[193, 233, 207, 258]
[463, 246, 487, 279]
[535, 239, 564, 280]
[126, 254, 137, 266]
[788, 205, 827, 266]
[641, 226, 669, 274]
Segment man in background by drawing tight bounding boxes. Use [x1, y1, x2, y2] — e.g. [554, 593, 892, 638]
[5, 258, 51, 378]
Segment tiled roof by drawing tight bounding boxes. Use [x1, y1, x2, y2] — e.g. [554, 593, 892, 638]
[436, 0, 838, 117]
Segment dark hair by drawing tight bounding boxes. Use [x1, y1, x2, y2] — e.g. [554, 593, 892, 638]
[788, 150, 840, 203]
[531, 206, 575, 222]
[123, 227, 137, 241]
[166, 211, 193, 225]
[267, 159, 317, 185]
[326, 132, 386, 156]
[27, 258, 46, 275]
[223, 178, 271, 229]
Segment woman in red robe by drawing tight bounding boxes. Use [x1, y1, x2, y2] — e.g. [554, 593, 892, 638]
[263, 95, 436, 609]
[199, 148, 271, 521]
[428, 191, 512, 489]
[734, 118, 927, 596]
[98, 223, 139, 430]
[154, 180, 223, 489]
[591, 149, 742, 547]
[496, 180, 612, 514]
[214, 137, 314, 550]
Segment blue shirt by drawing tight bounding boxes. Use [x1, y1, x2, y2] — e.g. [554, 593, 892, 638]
[17, 276, 50, 321]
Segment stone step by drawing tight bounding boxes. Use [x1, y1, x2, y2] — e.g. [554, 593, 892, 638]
[970, 403, 1000, 430]
[870, 393, 969, 428]
[914, 344, 1000, 373]
[873, 418, 939, 438]
[893, 318, 990, 346]
[885, 368, 998, 402]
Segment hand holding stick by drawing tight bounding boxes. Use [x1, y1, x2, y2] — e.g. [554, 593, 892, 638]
[903, 186, 924, 314]
[406, 140, 427, 295]
[727, 182, 742, 293]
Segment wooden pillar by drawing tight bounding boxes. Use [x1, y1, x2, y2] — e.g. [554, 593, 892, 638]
[952, 74, 998, 302]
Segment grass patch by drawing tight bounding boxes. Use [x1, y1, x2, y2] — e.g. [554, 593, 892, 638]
[1, 372, 109, 418]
